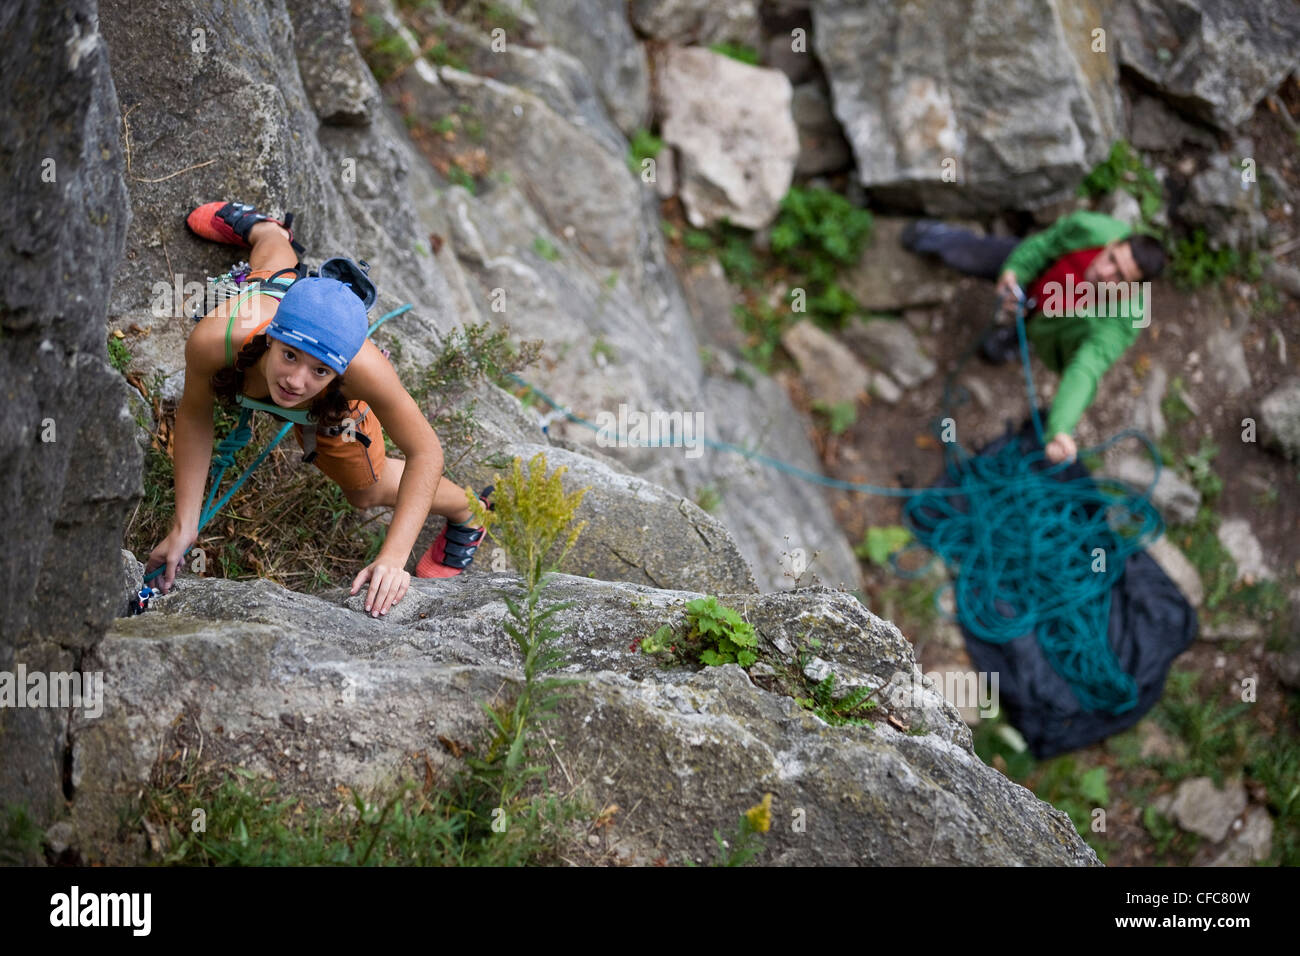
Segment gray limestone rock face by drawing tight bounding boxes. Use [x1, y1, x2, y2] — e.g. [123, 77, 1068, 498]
[287, 0, 380, 127]
[840, 315, 937, 390]
[1113, 0, 1300, 132]
[1124, 91, 1218, 153]
[780, 321, 871, 407]
[530, 0, 651, 136]
[843, 216, 968, 311]
[629, 0, 762, 47]
[97, 0, 859, 599]
[654, 46, 799, 229]
[1259, 377, 1300, 461]
[0, 0, 138, 822]
[1104, 454, 1201, 524]
[812, 0, 1123, 215]
[1180, 153, 1270, 254]
[1216, 518, 1274, 583]
[1168, 776, 1248, 843]
[65, 572, 1100, 866]
[1146, 535, 1204, 608]
[792, 82, 853, 177]
[1207, 805, 1273, 866]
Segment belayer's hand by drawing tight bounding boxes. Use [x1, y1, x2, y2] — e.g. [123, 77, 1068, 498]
[996, 269, 1024, 321]
[1045, 432, 1078, 465]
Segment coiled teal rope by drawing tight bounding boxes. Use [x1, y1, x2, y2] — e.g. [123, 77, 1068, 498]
[506, 294, 1164, 714]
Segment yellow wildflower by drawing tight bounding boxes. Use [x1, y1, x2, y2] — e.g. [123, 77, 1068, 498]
[744, 793, 773, 834]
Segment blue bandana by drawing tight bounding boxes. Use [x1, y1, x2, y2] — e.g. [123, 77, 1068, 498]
[265, 277, 368, 375]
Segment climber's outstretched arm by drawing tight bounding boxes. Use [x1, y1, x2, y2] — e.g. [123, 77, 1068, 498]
[342, 340, 444, 568]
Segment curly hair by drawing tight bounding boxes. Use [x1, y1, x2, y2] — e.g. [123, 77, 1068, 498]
[210, 333, 351, 429]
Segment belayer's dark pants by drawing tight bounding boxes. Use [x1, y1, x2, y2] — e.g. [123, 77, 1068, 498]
[909, 225, 1020, 280]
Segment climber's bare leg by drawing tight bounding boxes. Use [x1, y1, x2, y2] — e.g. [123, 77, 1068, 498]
[247, 220, 295, 272]
[345, 457, 480, 527]
[227, 220, 299, 328]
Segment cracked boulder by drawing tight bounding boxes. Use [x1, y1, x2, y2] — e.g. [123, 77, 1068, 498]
[66, 571, 1099, 866]
[812, 0, 1123, 214]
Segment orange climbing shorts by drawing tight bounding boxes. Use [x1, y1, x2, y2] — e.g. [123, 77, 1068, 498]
[291, 399, 387, 492]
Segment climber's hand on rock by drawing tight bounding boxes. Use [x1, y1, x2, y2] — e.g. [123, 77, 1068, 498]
[1045, 432, 1077, 465]
[352, 559, 410, 618]
[145, 527, 194, 594]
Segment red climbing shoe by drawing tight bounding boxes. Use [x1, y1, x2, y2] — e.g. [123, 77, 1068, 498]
[185, 201, 303, 255]
[415, 487, 494, 579]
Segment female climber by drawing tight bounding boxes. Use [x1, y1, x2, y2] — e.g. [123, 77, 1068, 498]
[144, 201, 491, 618]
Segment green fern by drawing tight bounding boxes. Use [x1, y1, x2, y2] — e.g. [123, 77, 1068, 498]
[638, 596, 759, 668]
[806, 672, 877, 727]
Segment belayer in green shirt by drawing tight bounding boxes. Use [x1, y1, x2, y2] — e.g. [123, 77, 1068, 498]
[903, 210, 1166, 464]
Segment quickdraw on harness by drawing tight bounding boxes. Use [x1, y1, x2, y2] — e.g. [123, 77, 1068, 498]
[133, 258, 411, 612]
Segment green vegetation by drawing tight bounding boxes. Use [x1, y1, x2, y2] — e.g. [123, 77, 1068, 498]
[869, 574, 942, 640]
[357, 13, 417, 84]
[447, 0, 520, 34]
[1169, 227, 1264, 290]
[1246, 722, 1300, 866]
[107, 334, 131, 373]
[415, 321, 541, 393]
[810, 399, 856, 435]
[464, 452, 589, 818]
[0, 803, 44, 865]
[701, 794, 771, 866]
[1153, 377, 1290, 637]
[855, 525, 913, 567]
[1253, 282, 1284, 318]
[1078, 140, 1163, 234]
[1148, 671, 1300, 865]
[139, 756, 577, 866]
[627, 127, 663, 175]
[532, 236, 560, 262]
[694, 483, 722, 513]
[708, 42, 760, 65]
[770, 187, 874, 321]
[795, 670, 877, 727]
[425, 37, 470, 71]
[671, 186, 873, 371]
[641, 596, 759, 667]
[447, 165, 476, 194]
[1151, 670, 1250, 784]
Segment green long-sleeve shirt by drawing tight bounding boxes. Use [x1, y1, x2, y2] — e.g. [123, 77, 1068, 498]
[1000, 210, 1147, 438]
